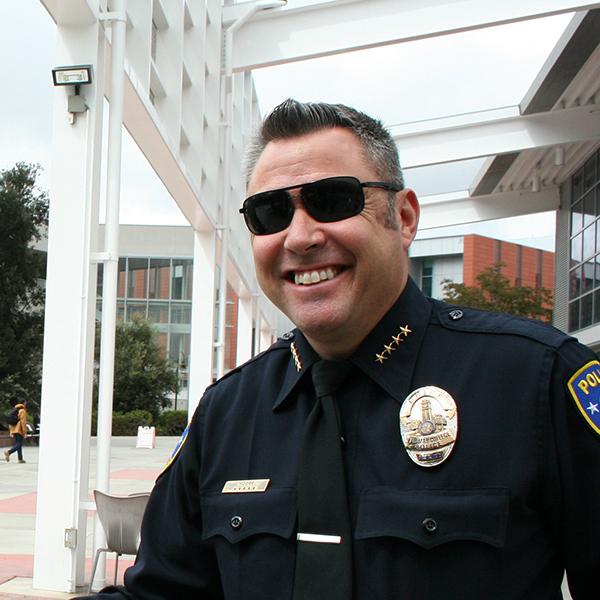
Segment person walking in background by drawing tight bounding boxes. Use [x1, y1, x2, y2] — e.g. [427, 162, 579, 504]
[4, 402, 28, 463]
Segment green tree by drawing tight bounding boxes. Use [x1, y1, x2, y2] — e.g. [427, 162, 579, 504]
[95, 318, 178, 420]
[0, 163, 48, 421]
[442, 263, 553, 321]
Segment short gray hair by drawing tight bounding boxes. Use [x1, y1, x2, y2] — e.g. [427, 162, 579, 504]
[244, 98, 404, 190]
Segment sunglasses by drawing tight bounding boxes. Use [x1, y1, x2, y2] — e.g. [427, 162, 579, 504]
[239, 176, 402, 235]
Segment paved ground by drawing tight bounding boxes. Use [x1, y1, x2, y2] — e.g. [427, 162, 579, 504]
[0, 437, 178, 598]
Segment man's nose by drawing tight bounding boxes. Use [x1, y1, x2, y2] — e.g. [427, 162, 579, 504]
[283, 205, 326, 254]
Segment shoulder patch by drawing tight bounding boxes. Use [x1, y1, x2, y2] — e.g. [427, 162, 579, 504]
[157, 422, 191, 480]
[567, 360, 600, 436]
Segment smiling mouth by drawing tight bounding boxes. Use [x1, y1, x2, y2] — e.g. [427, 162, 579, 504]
[292, 267, 342, 286]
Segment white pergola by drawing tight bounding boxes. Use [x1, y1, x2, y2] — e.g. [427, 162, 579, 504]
[35, 0, 600, 592]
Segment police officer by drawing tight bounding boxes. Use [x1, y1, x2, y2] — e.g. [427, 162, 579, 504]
[81, 99, 600, 599]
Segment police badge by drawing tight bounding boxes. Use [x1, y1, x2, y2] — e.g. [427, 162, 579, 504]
[399, 386, 458, 467]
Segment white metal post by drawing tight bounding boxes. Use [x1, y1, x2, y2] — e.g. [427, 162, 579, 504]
[91, 0, 127, 590]
[187, 229, 218, 415]
[235, 294, 254, 365]
[33, 16, 104, 593]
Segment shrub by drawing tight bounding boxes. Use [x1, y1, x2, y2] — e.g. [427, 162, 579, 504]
[156, 410, 188, 436]
[111, 409, 153, 436]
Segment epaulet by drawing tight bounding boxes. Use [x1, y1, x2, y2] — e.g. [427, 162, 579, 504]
[432, 300, 573, 349]
[203, 329, 297, 392]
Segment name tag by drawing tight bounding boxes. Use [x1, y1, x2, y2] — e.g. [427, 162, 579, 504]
[222, 479, 270, 493]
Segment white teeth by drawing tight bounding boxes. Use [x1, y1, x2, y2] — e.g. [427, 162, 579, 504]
[294, 268, 339, 286]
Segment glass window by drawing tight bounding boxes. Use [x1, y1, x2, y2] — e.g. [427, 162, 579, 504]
[571, 200, 583, 234]
[583, 225, 596, 261]
[595, 290, 600, 325]
[149, 258, 171, 299]
[96, 263, 104, 298]
[147, 302, 169, 324]
[172, 259, 193, 300]
[169, 332, 190, 364]
[584, 153, 597, 192]
[581, 292, 593, 328]
[127, 258, 149, 299]
[421, 260, 433, 297]
[570, 266, 582, 299]
[583, 261, 595, 293]
[116, 301, 125, 322]
[171, 303, 192, 324]
[570, 233, 582, 265]
[572, 168, 583, 200]
[117, 258, 126, 298]
[583, 191, 596, 228]
[126, 301, 147, 321]
[569, 299, 580, 332]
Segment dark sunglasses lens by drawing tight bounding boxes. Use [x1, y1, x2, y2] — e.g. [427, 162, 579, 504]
[303, 178, 364, 222]
[246, 191, 293, 235]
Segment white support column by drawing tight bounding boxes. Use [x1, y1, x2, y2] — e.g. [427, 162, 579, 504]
[260, 318, 273, 353]
[33, 17, 104, 593]
[188, 229, 218, 415]
[235, 294, 253, 365]
[91, 1, 128, 590]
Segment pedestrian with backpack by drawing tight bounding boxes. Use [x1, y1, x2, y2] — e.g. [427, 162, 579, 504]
[4, 402, 28, 463]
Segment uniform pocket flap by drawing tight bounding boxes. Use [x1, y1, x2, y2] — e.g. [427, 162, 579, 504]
[201, 488, 296, 544]
[355, 487, 509, 549]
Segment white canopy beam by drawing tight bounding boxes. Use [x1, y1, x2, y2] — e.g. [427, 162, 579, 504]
[225, 0, 600, 72]
[418, 188, 560, 230]
[395, 102, 600, 169]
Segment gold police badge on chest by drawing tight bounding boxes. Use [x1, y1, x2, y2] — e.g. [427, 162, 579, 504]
[399, 386, 458, 467]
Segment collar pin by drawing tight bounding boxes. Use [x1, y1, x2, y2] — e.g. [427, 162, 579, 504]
[375, 324, 412, 365]
[290, 342, 302, 372]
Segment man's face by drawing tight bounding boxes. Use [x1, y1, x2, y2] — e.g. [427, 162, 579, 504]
[247, 127, 419, 358]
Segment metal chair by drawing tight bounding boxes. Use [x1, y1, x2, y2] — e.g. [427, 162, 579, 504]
[88, 490, 150, 592]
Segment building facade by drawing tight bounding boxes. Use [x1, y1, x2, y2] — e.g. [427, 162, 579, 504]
[409, 234, 555, 302]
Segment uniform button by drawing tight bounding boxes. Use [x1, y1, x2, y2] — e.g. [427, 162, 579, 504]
[230, 515, 243, 530]
[281, 331, 295, 340]
[422, 517, 438, 534]
[449, 309, 463, 320]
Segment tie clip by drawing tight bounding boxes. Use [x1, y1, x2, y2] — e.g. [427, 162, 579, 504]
[297, 533, 342, 544]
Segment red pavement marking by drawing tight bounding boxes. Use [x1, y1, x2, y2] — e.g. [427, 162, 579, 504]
[0, 555, 133, 590]
[0, 494, 36, 515]
[0, 554, 33, 580]
[110, 469, 159, 481]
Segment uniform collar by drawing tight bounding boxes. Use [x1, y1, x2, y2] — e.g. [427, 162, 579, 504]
[272, 277, 432, 409]
[348, 277, 432, 404]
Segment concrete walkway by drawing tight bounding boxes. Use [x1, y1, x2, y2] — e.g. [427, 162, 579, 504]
[0, 437, 178, 598]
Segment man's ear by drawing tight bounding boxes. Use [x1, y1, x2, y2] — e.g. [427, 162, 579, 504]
[398, 189, 420, 249]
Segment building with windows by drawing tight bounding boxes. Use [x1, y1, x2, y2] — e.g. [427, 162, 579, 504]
[410, 234, 555, 301]
[97, 225, 241, 409]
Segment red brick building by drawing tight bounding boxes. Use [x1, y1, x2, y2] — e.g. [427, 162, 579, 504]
[409, 234, 555, 301]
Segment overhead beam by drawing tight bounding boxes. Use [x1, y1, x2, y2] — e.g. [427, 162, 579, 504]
[226, 0, 600, 72]
[418, 187, 560, 230]
[396, 103, 600, 169]
[521, 9, 600, 114]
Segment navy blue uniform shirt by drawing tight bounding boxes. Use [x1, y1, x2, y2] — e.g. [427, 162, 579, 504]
[83, 278, 600, 599]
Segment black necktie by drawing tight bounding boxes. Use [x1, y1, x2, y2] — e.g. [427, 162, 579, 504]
[293, 360, 353, 600]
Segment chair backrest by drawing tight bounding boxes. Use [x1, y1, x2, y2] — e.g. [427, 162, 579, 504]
[93, 490, 150, 555]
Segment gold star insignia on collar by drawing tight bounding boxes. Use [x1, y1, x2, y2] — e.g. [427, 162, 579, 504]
[290, 342, 302, 372]
[375, 324, 412, 364]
